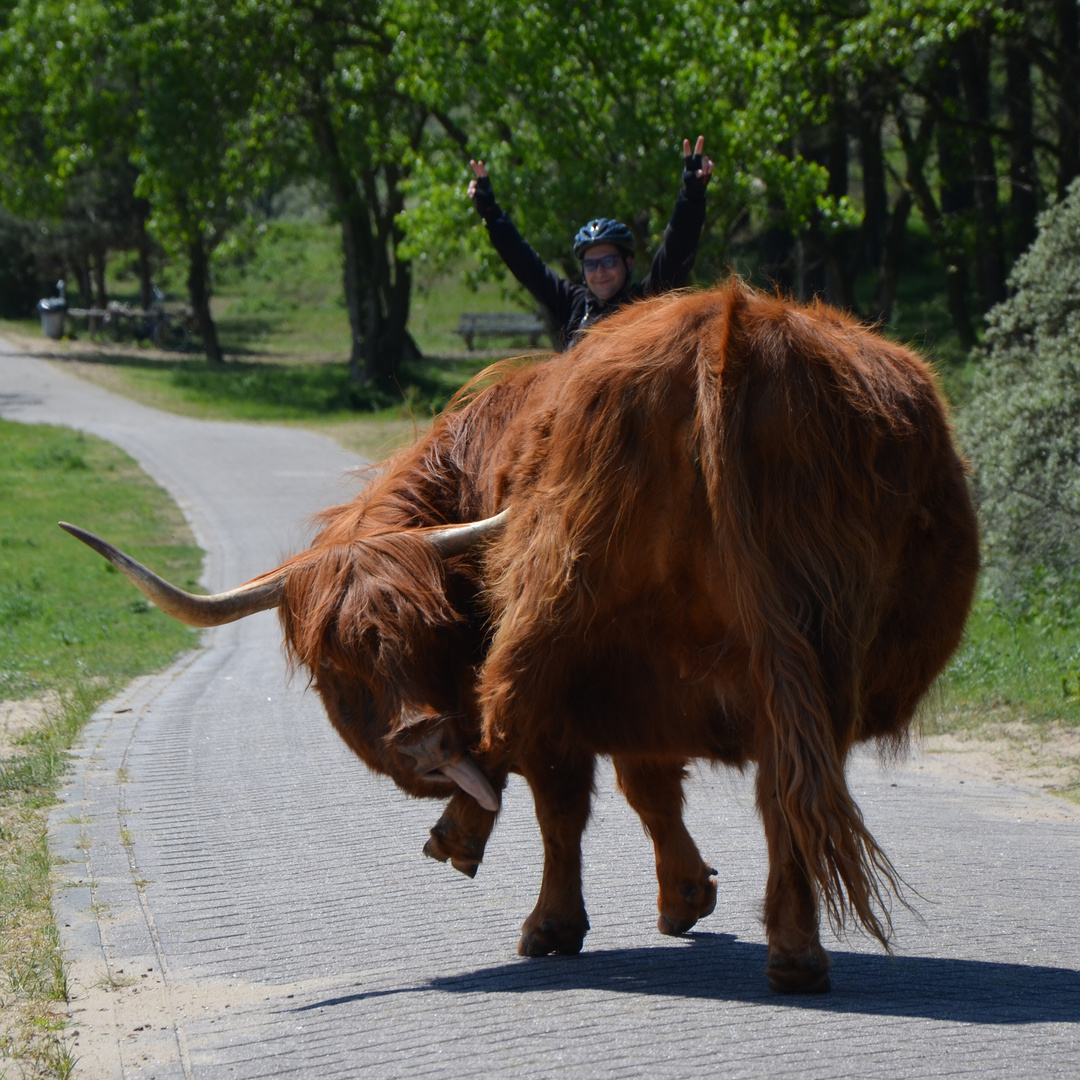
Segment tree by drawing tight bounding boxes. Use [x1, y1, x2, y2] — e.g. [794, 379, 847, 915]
[958, 178, 1080, 609]
[125, 0, 273, 363]
[400, 1, 842, 317]
[0, 0, 147, 309]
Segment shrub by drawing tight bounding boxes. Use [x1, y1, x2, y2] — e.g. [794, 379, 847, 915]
[959, 178, 1080, 614]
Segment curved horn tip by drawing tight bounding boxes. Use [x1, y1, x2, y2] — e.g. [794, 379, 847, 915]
[437, 758, 501, 813]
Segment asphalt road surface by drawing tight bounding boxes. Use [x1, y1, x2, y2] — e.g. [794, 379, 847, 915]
[3, 340, 1079, 1079]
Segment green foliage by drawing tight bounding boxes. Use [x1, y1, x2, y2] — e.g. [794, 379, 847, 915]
[400, 0, 837, 280]
[958, 178, 1080, 608]
[0, 421, 201, 700]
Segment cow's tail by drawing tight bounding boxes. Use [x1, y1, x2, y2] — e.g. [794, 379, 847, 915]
[695, 285, 905, 947]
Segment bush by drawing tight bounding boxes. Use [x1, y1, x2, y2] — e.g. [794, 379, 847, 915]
[959, 178, 1080, 613]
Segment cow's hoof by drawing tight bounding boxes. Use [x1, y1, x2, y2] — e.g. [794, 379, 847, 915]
[423, 838, 479, 878]
[657, 913, 697, 935]
[766, 948, 831, 994]
[423, 824, 485, 870]
[657, 870, 717, 936]
[518, 914, 590, 957]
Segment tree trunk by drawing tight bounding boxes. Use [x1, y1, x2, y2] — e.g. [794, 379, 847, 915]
[898, 108, 977, 350]
[857, 86, 888, 274]
[957, 28, 1007, 310]
[935, 64, 974, 217]
[338, 210, 367, 384]
[800, 95, 855, 308]
[72, 260, 92, 310]
[137, 211, 154, 311]
[91, 251, 107, 309]
[1005, 7, 1038, 263]
[187, 234, 222, 364]
[870, 189, 912, 326]
[1056, 0, 1080, 194]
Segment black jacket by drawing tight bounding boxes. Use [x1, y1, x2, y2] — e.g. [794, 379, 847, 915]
[474, 184, 706, 350]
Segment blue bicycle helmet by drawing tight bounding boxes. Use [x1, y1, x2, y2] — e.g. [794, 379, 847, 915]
[573, 218, 635, 259]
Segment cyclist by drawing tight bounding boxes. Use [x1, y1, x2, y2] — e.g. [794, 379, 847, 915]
[468, 137, 713, 350]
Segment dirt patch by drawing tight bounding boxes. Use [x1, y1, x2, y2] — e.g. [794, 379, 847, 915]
[0, 692, 62, 759]
[0, 326, 178, 363]
[920, 719, 1080, 802]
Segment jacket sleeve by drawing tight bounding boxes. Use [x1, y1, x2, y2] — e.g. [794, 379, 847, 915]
[482, 209, 578, 329]
[640, 189, 706, 296]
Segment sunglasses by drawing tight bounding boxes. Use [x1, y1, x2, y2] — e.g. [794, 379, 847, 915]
[582, 253, 623, 273]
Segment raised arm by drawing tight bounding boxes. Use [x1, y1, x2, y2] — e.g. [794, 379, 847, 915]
[466, 159, 578, 329]
[641, 136, 713, 295]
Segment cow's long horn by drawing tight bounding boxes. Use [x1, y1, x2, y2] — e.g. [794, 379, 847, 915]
[418, 508, 509, 556]
[397, 727, 501, 812]
[434, 759, 501, 813]
[58, 522, 285, 628]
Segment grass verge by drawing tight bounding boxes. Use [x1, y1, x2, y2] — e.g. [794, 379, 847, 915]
[1, 419, 202, 1078]
[932, 595, 1080, 802]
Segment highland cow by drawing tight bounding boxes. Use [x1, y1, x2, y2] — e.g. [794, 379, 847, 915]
[62, 282, 979, 992]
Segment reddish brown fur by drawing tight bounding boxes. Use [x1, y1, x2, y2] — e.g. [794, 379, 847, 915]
[268, 281, 977, 988]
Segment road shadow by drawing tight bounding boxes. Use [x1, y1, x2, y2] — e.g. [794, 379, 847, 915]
[297, 933, 1080, 1024]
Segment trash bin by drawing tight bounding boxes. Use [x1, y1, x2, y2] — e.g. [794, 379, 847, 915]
[38, 297, 66, 339]
[38, 280, 67, 339]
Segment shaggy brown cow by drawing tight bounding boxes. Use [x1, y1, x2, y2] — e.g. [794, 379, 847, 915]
[61, 282, 979, 993]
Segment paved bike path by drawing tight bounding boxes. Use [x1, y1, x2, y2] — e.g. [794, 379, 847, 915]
[3, 342, 1079, 1079]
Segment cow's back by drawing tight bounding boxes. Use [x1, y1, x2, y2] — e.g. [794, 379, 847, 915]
[478, 282, 978, 762]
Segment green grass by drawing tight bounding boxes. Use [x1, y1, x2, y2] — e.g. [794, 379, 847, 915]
[107, 219, 543, 361]
[0, 422, 202, 700]
[0, 419, 202, 1077]
[938, 595, 1080, 728]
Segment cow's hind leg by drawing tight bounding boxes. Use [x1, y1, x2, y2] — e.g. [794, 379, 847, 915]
[756, 764, 831, 994]
[614, 756, 717, 936]
[517, 747, 595, 957]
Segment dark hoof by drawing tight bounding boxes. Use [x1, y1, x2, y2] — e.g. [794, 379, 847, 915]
[657, 913, 698, 936]
[422, 836, 449, 863]
[424, 821, 486, 869]
[518, 915, 589, 957]
[423, 836, 479, 878]
[657, 872, 717, 936]
[766, 951, 832, 994]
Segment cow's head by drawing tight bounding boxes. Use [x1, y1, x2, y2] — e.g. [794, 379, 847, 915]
[59, 512, 507, 812]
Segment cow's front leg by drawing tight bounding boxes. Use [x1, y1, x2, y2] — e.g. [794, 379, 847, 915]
[517, 748, 595, 957]
[423, 789, 498, 877]
[614, 756, 717, 935]
[756, 764, 831, 994]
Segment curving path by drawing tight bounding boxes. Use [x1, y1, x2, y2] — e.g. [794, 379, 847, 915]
[3, 339, 1080, 1079]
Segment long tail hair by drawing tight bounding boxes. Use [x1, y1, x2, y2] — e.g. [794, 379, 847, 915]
[692, 283, 940, 944]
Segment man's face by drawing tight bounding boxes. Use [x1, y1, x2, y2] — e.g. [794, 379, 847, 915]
[582, 243, 633, 302]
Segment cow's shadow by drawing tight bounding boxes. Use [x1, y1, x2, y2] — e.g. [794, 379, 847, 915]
[297, 934, 1080, 1024]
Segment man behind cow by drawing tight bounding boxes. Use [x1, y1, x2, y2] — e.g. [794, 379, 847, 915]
[468, 137, 713, 350]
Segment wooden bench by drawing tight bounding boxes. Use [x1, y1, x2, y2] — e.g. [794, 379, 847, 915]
[456, 312, 546, 350]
